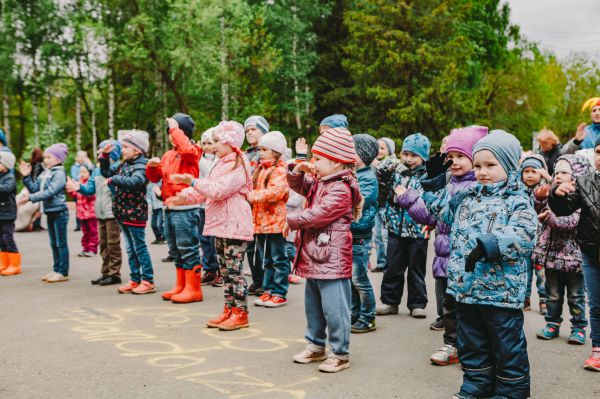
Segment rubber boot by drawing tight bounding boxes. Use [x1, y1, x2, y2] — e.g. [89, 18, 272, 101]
[1, 252, 21, 276]
[218, 307, 249, 331]
[207, 305, 232, 328]
[161, 267, 185, 301]
[0, 252, 9, 273]
[171, 266, 203, 303]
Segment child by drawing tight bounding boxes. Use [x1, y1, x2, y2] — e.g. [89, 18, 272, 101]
[423, 130, 536, 399]
[101, 130, 154, 295]
[248, 131, 290, 308]
[376, 133, 431, 318]
[0, 152, 19, 276]
[288, 127, 362, 373]
[69, 165, 98, 257]
[396, 126, 487, 366]
[147, 113, 203, 304]
[22, 143, 70, 283]
[147, 182, 165, 244]
[319, 114, 348, 134]
[548, 136, 600, 371]
[71, 150, 93, 232]
[173, 120, 253, 331]
[285, 181, 305, 284]
[350, 134, 379, 333]
[533, 154, 592, 345]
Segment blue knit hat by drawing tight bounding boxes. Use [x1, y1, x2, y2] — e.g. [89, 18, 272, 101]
[244, 115, 269, 135]
[401, 133, 431, 161]
[521, 154, 546, 172]
[99, 140, 122, 162]
[473, 129, 522, 174]
[0, 128, 6, 146]
[320, 114, 348, 129]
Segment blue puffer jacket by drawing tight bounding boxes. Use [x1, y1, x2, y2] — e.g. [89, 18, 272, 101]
[24, 165, 68, 214]
[424, 173, 537, 309]
[351, 166, 379, 241]
[382, 165, 427, 238]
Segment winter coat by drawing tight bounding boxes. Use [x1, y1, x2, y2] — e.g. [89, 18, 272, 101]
[351, 166, 379, 241]
[247, 159, 289, 234]
[246, 146, 261, 173]
[179, 151, 253, 241]
[100, 154, 148, 226]
[581, 123, 600, 150]
[199, 153, 217, 210]
[398, 171, 477, 278]
[375, 156, 404, 207]
[0, 171, 17, 221]
[287, 167, 362, 280]
[539, 139, 580, 175]
[79, 167, 116, 220]
[68, 177, 96, 220]
[383, 165, 427, 238]
[24, 165, 68, 214]
[285, 188, 305, 243]
[423, 173, 538, 309]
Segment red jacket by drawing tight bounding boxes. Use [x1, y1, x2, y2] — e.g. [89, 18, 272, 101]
[69, 178, 96, 220]
[247, 159, 289, 234]
[287, 167, 362, 280]
[146, 127, 201, 200]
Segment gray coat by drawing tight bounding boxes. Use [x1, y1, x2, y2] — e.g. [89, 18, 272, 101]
[79, 167, 115, 220]
[24, 166, 67, 214]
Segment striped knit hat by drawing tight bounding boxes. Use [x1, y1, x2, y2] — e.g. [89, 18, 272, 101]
[311, 127, 356, 164]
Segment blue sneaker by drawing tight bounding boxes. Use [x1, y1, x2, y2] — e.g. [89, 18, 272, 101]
[536, 323, 560, 340]
[568, 328, 586, 345]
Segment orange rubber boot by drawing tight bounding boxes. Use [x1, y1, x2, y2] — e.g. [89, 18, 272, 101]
[218, 307, 249, 331]
[161, 267, 185, 301]
[207, 305, 232, 328]
[171, 266, 203, 303]
[1, 253, 21, 276]
[0, 252, 9, 273]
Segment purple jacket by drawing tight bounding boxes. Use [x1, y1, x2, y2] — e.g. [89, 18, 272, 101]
[397, 171, 477, 278]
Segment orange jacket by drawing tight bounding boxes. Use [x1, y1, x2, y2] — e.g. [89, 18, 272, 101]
[247, 159, 289, 234]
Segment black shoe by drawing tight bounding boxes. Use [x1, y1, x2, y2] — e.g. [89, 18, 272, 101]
[255, 287, 265, 296]
[91, 275, 106, 285]
[162, 256, 174, 262]
[370, 266, 385, 273]
[74, 228, 81, 232]
[248, 283, 256, 295]
[151, 239, 166, 245]
[430, 318, 445, 331]
[202, 271, 218, 286]
[98, 275, 122, 286]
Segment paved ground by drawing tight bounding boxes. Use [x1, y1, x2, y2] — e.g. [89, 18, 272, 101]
[1, 213, 599, 399]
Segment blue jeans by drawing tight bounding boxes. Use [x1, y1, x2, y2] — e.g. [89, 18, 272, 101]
[351, 238, 375, 324]
[285, 242, 296, 266]
[544, 269, 587, 329]
[526, 257, 546, 303]
[256, 233, 289, 298]
[373, 207, 388, 269]
[47, 210, 70, 276]
[304, 278, 351, 360]
[120, 223, 154, 283]
[198, 208, 218, 272]
[582, 253, 600, 347]
[164, 209, 200, 270]
[150, 208, 164, 241]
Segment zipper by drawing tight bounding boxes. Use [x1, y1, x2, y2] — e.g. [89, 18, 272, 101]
[486, 212, 497, 233]
[398, 175, 412, 235]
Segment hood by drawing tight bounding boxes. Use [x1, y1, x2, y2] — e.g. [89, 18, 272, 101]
[555, 153, 593, 179]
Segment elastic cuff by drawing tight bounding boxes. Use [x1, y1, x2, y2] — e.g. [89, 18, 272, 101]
[477, 234, 501, 261]
[306, 342, 326, 353]
[573, 138, 583, 146]
[328, 352, 349, 361]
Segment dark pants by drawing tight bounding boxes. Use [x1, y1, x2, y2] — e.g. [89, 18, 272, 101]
[120, 223, 154, 283]
[544, 269, 587, 329]
[247, 236, 264, 289]
[0, 220, 17, 252]
[456, 303, 530, 399]
[47, 210, 70, 276]
[435, 277, 446, 319]
[256, 233, 289, 298]
[582, 253, 600, 347]
[164, 208, 201, 271]
[380, 234, 428, 310]
[443, 292, 457, 346]
[150, 208, 164, 241]
[199, 208, 218, 272]
[98, 219, 121, 276]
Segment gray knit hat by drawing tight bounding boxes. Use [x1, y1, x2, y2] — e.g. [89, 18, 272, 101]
[0, 152, 15, 170]
[353, 134, 379, 166]
[120, 130, 150, 154]
[244, 116, 270, 134]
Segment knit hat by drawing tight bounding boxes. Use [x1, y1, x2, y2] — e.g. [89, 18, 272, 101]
[320, 114, 348, 129]
[353, 134, 379, 166]
[401, 133, 431, 161]
[214, 121, 245, 149]
[171, 113, 196, 139]
[473, 129, 522, 174]
[258, 131, 287, 155]
[521, 154, 546, 172]
[0, 152, 15, 170]
[0, 128, 6, 146]
[380, 137, 395, 156]
[244, 116, 269, 135]
[445, 126, 488, 162]
[582, 97, 600, 112]
[45, 143, 68, 163]
[201, 128, 215, 143]
[120, 130, 149, 154]
[311, 127, 356, 164]
[98, 140, 121, 162]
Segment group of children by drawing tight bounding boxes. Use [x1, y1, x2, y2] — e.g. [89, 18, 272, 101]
[2, 97, 600, 397]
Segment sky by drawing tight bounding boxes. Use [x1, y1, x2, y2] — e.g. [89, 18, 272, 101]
[506, 0, 600, 60]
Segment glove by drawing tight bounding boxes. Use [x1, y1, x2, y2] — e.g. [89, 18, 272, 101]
[465, 242, 485, 273]
[425, 152, 453, 179]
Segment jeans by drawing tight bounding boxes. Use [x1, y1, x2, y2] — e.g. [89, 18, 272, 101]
[80, 218, 98, 254]
[285, 242, 296, 266]
[120, 223, 154, 283]
[150, 208, 165, 241]
[304, 278, 351, 360]
[247, 237, 264, 288]
[544, 269, 587, 329]
[526, 258, 546, 303]
[373, 208, 388, 269]
[198, 208, 218, 272]
[456, 303, 530, 399]
[164, 209, 201, 270]
[582, 253, 600, 347]
[47, 211, 70, 276]
[0, 220, 17, 252]
[351, 238, 376, 324]
[256, 233, 289, 298]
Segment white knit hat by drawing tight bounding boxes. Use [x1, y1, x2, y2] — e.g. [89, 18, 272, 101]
[119, 130, 150, 154]
[258, 131, 287, 155]
[201, 128, 215, 143]
[0, 152, 16, 170]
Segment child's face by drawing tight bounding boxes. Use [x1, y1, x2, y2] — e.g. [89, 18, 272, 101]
[43, 153, 60, 168]
[201, 139, 215, 154]
[473, 150, 508, 184]
[401, 151, 423, 170]
[245, 126, 262, 146]
[377, 140, 389, 159]
[213, 138, 233, 158]
[592, 105, 600, 123]
[553, 160, 573, 185]
[595, 145, 600, 171]
[521, 167, 542, 188]
[259, 147, 277, 161]
[75, 154, 85, 164]
[319, 125, 329, 134]
[121, 144, 139, 161]
[446, 151, 472, 177]
[0, 164, 7, 173]
[313, 154, 343, 178]
[79, 166, 90, 180]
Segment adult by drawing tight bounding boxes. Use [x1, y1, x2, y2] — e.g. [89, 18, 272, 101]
[536, 129, 582, 175]
[579, 97, 600, 149]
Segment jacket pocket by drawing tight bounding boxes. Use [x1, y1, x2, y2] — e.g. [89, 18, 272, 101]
[305, 238, 332, 264]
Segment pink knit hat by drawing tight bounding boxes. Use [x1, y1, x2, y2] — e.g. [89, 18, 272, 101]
[445, 125, 488, 162]
[311, 127, 356, 164]
[213, 121, 245, 149]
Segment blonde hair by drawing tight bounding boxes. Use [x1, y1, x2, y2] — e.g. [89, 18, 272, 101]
[537, 129, 560, 146]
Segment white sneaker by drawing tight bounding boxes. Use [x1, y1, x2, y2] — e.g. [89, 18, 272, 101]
[47, 273, 69, 283]
[41, 272, 55, 282]
[430, 344, 459, 366]
[292, 349, 327, 364]
[318, 357, 350, 373]
[375, 303, 399, 315]
[410, 308, 427, 318]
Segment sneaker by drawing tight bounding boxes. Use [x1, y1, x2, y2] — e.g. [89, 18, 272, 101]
[254, 293, 272, 306]
[376, 303, 399, 315]
[77, 252, 86, 257]
[248, 283, 256, 295]
[351, 320, 376, 333]
[370, 266, 385, 273]
[318, 357, 350, 373]
[584, 347, 600, 372]
[202, 271, 219, 286]
[117, 280, 140, 294]
[46, 273, 69, 283]
[430, 318, 445, 331]
[211, 275, 223, 287]
[452, 392, 479, 399]
[536, 323, 560, 340]
[288, 274, 303, 284]
[430, 344, 459, 366]
[539, 302, 547, 315]
[264, 296, 288, 308]
[410, 308, 427, 319]
[243, 268, 252, 276]
[255, 287, 265, 296]
[292, 349, 327, 364]
[41, 272, 55, 282]
[523, 298, 531, 311]
[568, 328, 586, 345]
[82, 251, 95, 257]
[151, 239, 165, 245]
[161, 256, 174, 263]
[131, 280, 156, 295]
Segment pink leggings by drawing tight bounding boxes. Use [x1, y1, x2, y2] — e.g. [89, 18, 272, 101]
[81, 218, 99, 254]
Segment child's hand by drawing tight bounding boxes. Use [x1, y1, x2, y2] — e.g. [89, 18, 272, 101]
[166, 117, 179, 130]
[554, 181, 575, 196]
[19, 192, 29, 204]
[147, 157, 161, 167]
[538, 210, 550, 222]
[536, 168, 552, 182]
[425, 152, 452, 179]
[101, 143, 113, 154]
[19, 161, 32, 177]
[295, 138, 308, 154]
[170, 173, 194, 185]
[293, 162, 315, 175]
[282, 222, 290, 238]
[394, 185, 407, 197]
[575, 122, 587, 142]
[534, 184, 551, 201]
[166, 193, 187, 208]
[465, 242, 485, 272]
[153, 186, 161, 196]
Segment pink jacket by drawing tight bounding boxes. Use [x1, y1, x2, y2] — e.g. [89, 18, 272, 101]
[179, 151, 254, 241]
[69, 178, 96, 220]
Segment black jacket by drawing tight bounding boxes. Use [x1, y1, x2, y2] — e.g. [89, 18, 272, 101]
[0, 171, 17, 221]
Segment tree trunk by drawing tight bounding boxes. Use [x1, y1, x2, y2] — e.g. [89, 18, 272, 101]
[108, 71, 115, 139]
[2, 88, 9, 144]
[32, 91, 39, 146]
[91, 94, 97, 161]
[220, 14, 229, 120]
[46, 86, 53, 126]
[76, 92, 82, 151]
[292, 5, 301, 131]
